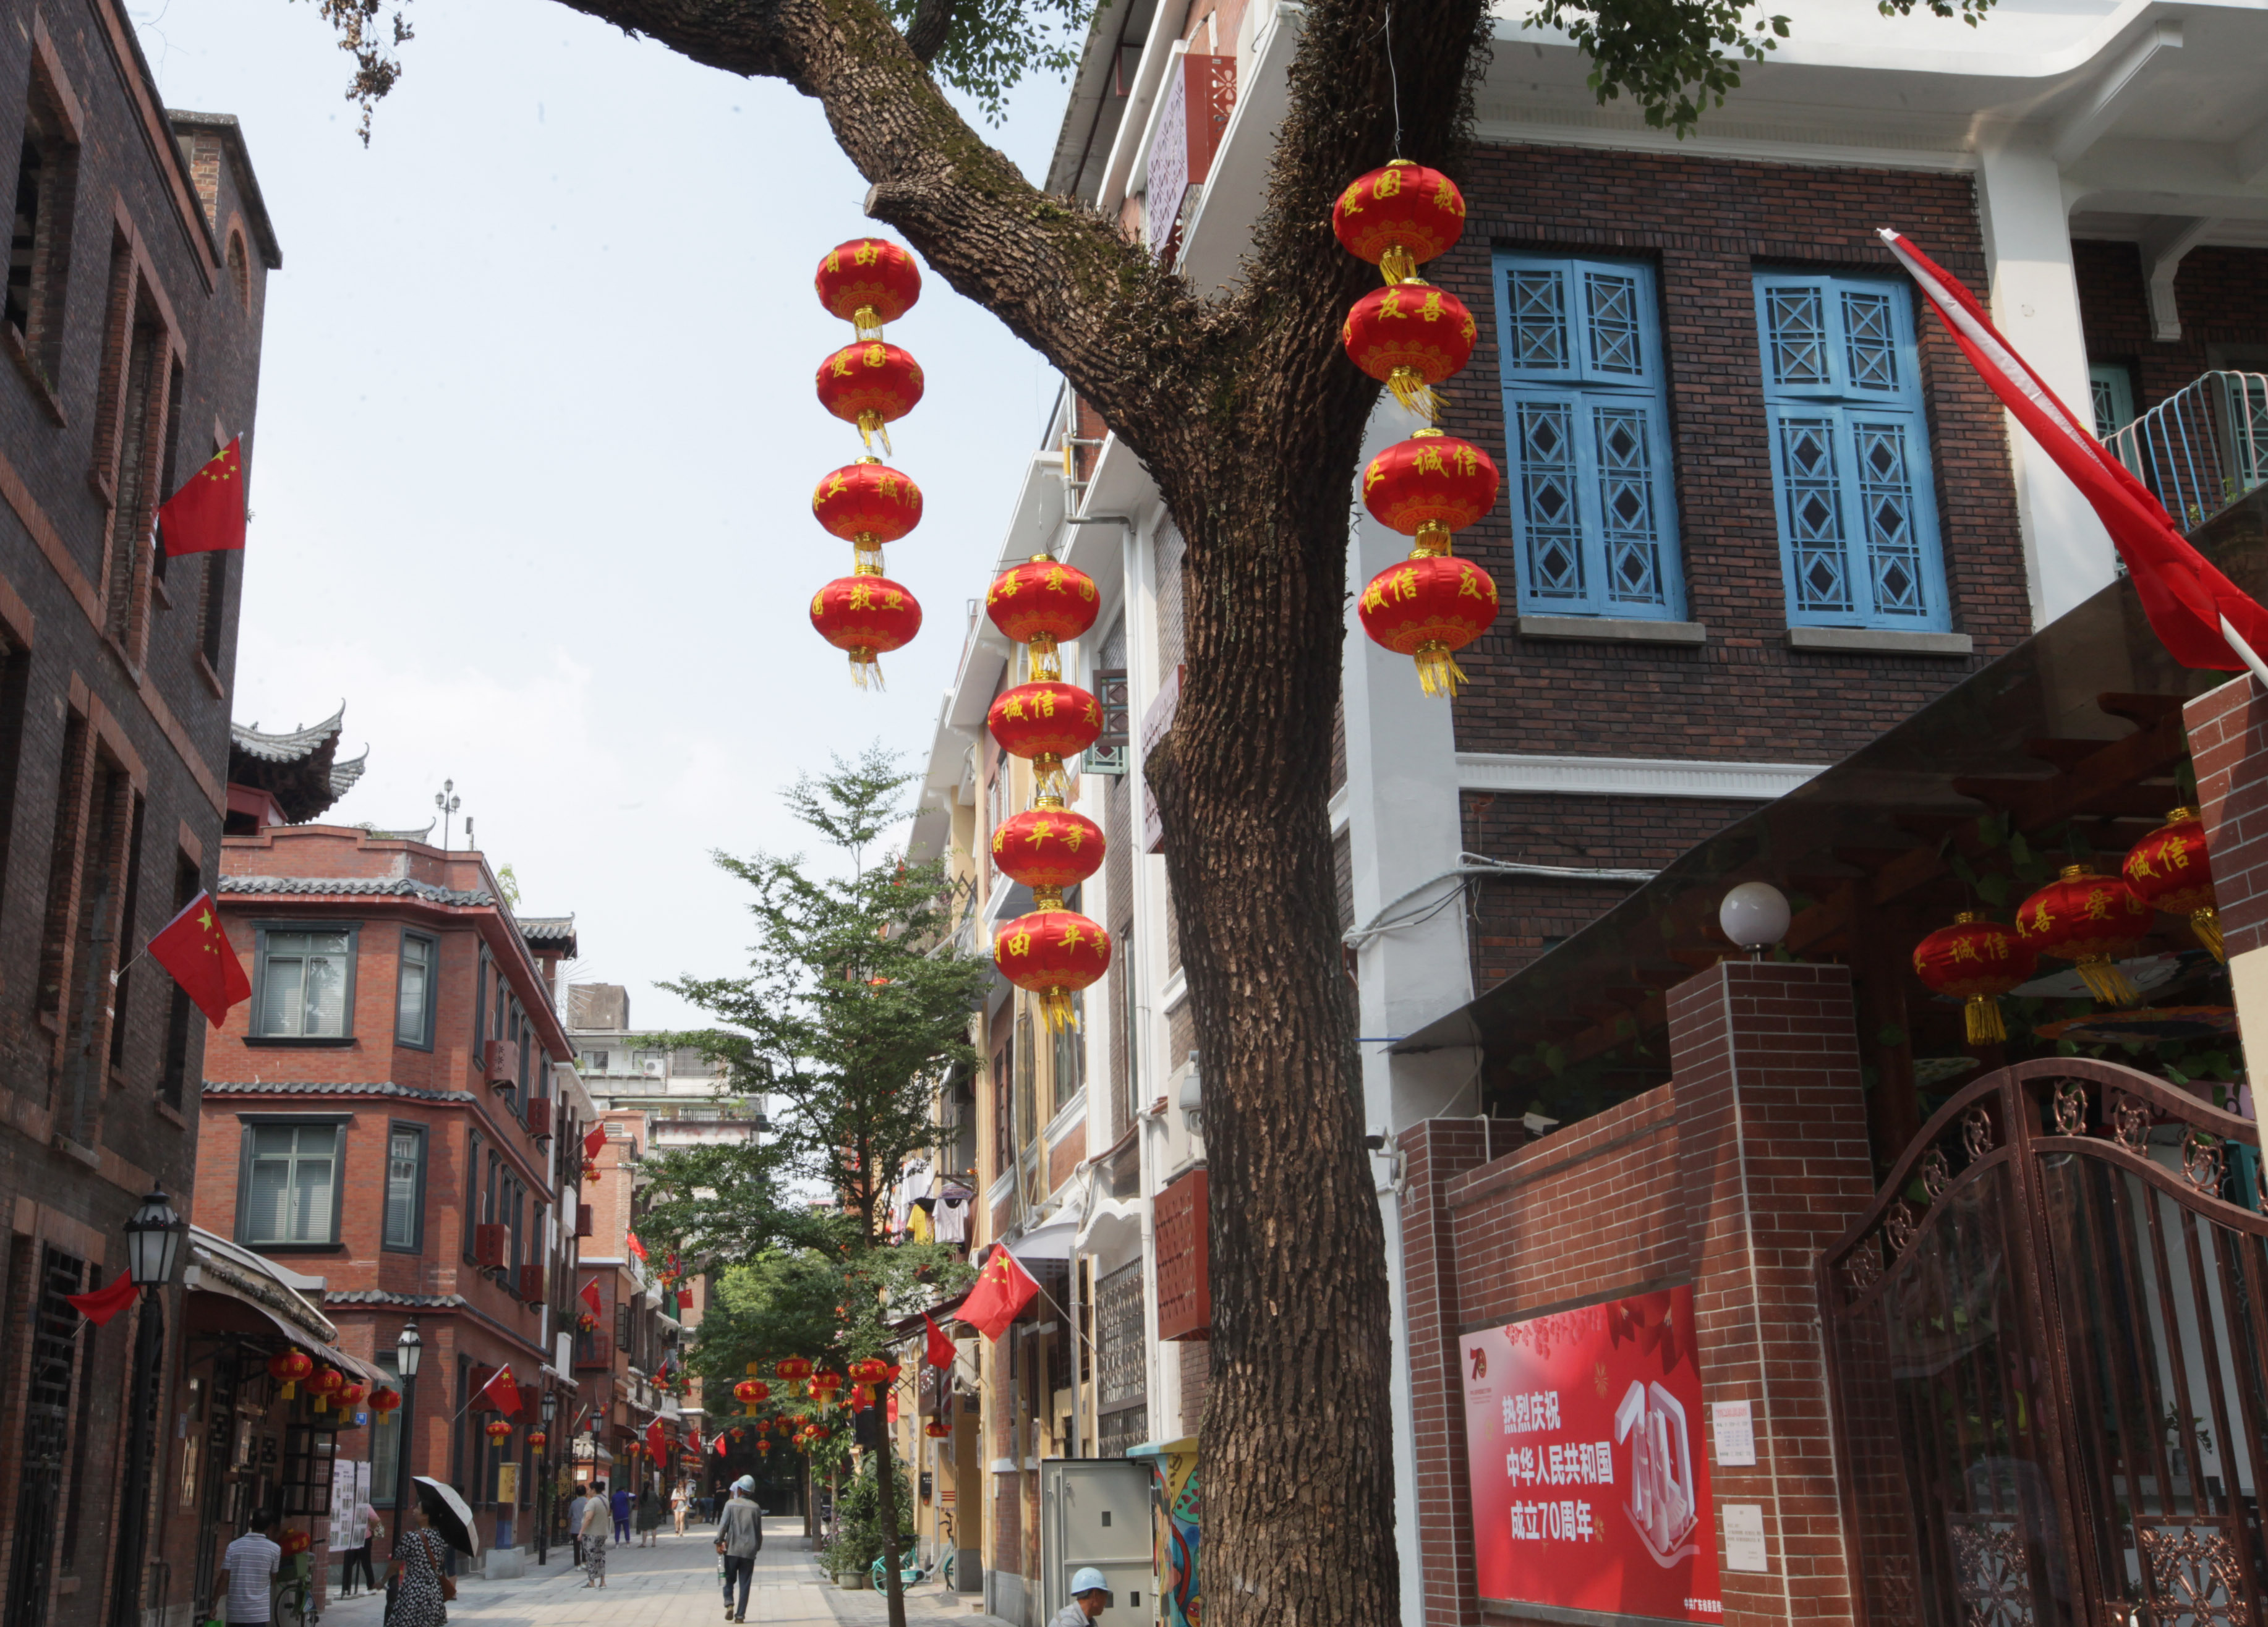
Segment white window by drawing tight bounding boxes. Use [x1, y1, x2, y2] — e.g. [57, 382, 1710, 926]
[384, 1125, 425, 1251]
[241, 1123, 340, 1246]
[256, 928, 354, 1038]
[396, 933, 435, 1047]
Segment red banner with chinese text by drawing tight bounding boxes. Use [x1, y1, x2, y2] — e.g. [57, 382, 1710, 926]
[1460, 1284, 1721, 1621]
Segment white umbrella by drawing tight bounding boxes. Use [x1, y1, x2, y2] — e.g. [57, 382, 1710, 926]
[411, 1476, 482, 1558]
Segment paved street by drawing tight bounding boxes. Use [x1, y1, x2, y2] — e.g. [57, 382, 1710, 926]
[317, 1520, 1000, 1627]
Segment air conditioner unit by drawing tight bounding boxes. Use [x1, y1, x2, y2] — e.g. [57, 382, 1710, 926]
[524, 1097, 553, 1141]
[641, 1059, 666, 1079]
[484, 1040, 519, 1088]
[517, 1264, 545, 1303]
[474, 1222, 508, 1270]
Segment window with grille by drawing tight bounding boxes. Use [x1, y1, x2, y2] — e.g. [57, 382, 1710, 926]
[240, 1121, 341, 1246]
[1754, 273, 1948, 630]
[1494, 253, 1685, 620]
[2089, 362, 2136, 438]
[254, 927, 356, 1037]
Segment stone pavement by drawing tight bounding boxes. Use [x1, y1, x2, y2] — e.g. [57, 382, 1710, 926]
[313, 1519, 1008, 1627]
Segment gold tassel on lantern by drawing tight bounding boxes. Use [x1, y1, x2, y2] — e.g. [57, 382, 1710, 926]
[1380, 244, 1418, 285]
[1964, 994, 2008, 1047]
[1039, 989, 1081, 1033]
[1031, 751, 1068, 804]
[853, 532, 884, 577]
[1410, 522, 1452, 559]
[1413, 641, 1471, 698]
[1026, 632, 1062, 682]
[2071, 954, 2142, 1006]
[857, 409, 893, 455]
[1387, 367, 1451, 423]
[853, 305, 884, 341]
[2193, 906, 2227, 962]
[847, 647, 885, 690]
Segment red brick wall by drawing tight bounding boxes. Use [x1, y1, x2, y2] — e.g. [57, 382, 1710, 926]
[2074, 240, 2268, 415]
[1430, 144, 2027, 765]
[1398, 962, 1877, 1627]
[2185, 675, 2268, 956]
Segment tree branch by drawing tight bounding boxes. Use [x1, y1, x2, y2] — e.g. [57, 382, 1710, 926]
[902, 0, 955, 64]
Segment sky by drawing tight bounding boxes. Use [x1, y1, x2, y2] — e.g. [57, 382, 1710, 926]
[132, 0, 1076, 1028]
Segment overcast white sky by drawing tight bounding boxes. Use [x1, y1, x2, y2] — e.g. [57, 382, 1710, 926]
[132, 0, 1073, 1028]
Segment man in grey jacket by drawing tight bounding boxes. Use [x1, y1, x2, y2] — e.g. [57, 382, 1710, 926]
[716, 1476, 764, 1622]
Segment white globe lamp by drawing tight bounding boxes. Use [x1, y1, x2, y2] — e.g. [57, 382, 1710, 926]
[1719, 882, 1791, 955]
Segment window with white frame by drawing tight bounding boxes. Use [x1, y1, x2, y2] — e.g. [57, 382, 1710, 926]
[384, 1123, 425, 1251]
[1754, 273, 1948, 630]
[255, 927, 355, 1038]
[240, 1122, 342, 1246]
[1494, 253, 1685, 620]
[396, 932, 435, 1047]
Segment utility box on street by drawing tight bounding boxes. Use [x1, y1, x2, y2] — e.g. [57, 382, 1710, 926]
[1039, 1458, 1153, 1625]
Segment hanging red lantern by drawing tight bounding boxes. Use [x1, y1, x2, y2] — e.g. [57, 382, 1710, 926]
[810, 575, 923, 689]
[757, 1438, 773, 1456]
[367, 1385, 401, 1417]
[484, 1418, 513, 1443]
[986, 558, 1100, 679]
[809, 1370, 843, 1408]
[2016, 864, 2153, 1005]
[339, 1381, 367, 1411]
[2124, 807, 2223, 961]
[812, 461, 924, 576]
[775, 1357, 813, 1395]
[307, 1366, 345, 1412]
[995, 907, 1112, 1032]
[1341, 284, 1477, 421]
[1363, 431, 1501, 549]
[991, 806, 1105, 900]
[846, 1357, 892, 1408]
[267, 1349, 313, 1400]
[1332, 159, 1467, 284]
[734, 1378, 769, 1415]
[1357, 555, 1501, 698]
[814, 239, 921, 338]
[924, 1419, 952, 1439]
[527, 1430, 547, 1450]
[804, 1422, 831, 1442]
[279, 1530, 312, 1558]
[816, 342, 925, 454]
[987, 682, 1104, 802]
[1911, 913, 2038, 1045]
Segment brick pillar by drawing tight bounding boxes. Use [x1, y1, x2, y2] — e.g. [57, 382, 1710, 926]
[1666, 961, 1877, 1627]
[1396, 1118, 1493, 1627]
[2185, 676, 2268, 1054]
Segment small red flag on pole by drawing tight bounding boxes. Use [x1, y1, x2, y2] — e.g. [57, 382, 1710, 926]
[477, 1363, 522, 1416]
[579, 1278, 604, 1318]
[924, 1313, 956, 1369]
[155, 437, 248, 557]
[67, 1270, 137, 1326]
[626, 1231, 647, 1262]
[582, 1124, 607, 1160]
[957, 1246, 1040, 1340]
[143, 891, 251, 1027]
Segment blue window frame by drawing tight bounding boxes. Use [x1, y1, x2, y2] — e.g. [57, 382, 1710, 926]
[1754, 273, 1948, 630]
[1492, 253, 1685, 619]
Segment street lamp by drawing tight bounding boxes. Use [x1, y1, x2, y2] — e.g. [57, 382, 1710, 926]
[110, 1190, 182, 1627]
[393, 1322, 424, 1566]
[538, 1391, 558, 1566]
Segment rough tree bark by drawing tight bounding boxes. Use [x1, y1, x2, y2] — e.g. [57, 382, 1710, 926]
[541, 1, 1490, 1622]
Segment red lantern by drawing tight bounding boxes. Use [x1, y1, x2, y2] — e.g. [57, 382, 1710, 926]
[367, 1385, 401, 1417]
[268, 1349, 313, 1400]
[810, 575, 923, 689]
[339, 1381, 367, 1411]
[924, 1419, 952, 1439]
[484, 1419, 513, 1443]
[986, 558, 1100, 679]
[1332, 159, 1467, 284]
[846, 1357, 891, 1407]
[734, 1378, 769, 1415]
[991, 807, 1104, 901]
[987, 682, 1104, 803]
[1341, 284, 1477, 421]
[1911, 913, 2038, 1045]
[527, 1430, 547, 1450]
[1362, 432, 1500, 548]
[809, 1370, 843, 1408]
[814, 239, 921, 338]
[1357, 554, 1501, 698]
[815, 342, 925, 453]
[995, 907, 1112, 1032]
[757, 1438, 773, 1456]
[2125, 807, 2223, 961]
[775, 1356, 814, 1396]
[279, 1530, 312, 1558]
[2016, 864, 2154, 1005]
[812, 461, 924, 574]
[804, 1422, 831, 1442]
[308, 1366, 346, 1412]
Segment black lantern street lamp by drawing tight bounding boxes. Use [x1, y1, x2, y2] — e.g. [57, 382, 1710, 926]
[110, 1189, 183, 1627]
[537, 1390, 558, 1565]
[392, 1321, 424, 1566]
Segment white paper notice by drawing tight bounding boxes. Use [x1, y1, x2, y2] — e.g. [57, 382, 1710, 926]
[1712, 1400, 1757, 1466]
[1723, 1503, 1769, 1572]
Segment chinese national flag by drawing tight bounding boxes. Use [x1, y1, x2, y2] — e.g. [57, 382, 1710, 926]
[713, 1432, 728, 1458]
[626, 1231, 647, 1262]
[477, 1364, 522, 1415]
[146, 891, 250, 1027]
[957, 1247, 1039, 1340]
[67, 1270, 137, 1326]
[155, 436, 247, 557]
[579, 1278, 604, 1318]
[924, 1313, 955, 1369]
[677, 1287, 693, 1312]
[582, 1124, 607, 1160]
[646, 1420, 665, 1463]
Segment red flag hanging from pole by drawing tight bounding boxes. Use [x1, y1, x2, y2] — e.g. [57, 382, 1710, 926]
[145, 891, 251, 1027]
[1881, 229, 2268, 682]
[476, 1364, 522, 1416]
[646, 1419, 665, 1463]
[582, 1124, 607, 1160]
[924, 1313, 955, 1369]
[579, 1278, 604, 1319]
[957, 1246, 1039, 1340]
[626, 1230, 647, 1262]
[67, 1270, 137, 1326]
[155, 436, 247, 557]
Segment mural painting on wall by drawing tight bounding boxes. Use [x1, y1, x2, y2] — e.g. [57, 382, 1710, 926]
[1157, 1442, 1201, 1627]
[1460, 1284, 1722, 1622]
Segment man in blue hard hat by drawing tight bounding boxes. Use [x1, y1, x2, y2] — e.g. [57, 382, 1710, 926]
[1047, 1568, 1112, 1627]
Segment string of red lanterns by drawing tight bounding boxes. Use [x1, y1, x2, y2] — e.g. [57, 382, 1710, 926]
[1333, 161, 1503, 697]
[808, 240, 927, 687]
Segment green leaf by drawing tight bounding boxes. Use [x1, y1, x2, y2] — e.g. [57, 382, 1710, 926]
[1877, 1024, 1908, 1049]
[2007, 830, 2031, 867]
[1976, 873, 2011, 907]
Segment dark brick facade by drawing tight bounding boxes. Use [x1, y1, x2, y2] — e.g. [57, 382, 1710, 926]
[0, 6, 276, 1626]
[2074, 240, 2268, 415]
[1431, 143, 2028, 766]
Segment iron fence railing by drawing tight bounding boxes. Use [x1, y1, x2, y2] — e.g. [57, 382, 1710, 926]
[2104, 369, 2268, 532]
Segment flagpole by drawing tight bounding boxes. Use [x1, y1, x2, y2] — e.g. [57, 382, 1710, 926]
[2221, 616, 2268, 690]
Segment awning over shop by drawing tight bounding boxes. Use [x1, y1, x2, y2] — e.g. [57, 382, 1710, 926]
[571, 1439, 616, 1464]
[1005, 1214, 1076, 1260]
[181, 1228, 382, 1383]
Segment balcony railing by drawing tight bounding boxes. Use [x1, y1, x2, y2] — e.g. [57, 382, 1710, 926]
[2104, 370, 2268, 532]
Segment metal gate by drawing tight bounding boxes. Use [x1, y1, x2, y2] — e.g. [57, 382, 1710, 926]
[1822, 1058, 2268, 1627]
[6, 1247, 85, 1627]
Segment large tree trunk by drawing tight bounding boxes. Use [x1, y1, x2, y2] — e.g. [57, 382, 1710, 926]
[545, 4, 1488, 1623]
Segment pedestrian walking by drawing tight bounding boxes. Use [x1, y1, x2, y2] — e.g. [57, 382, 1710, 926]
[391, 1505, 454, 1627]
[340, 1503, 383, 1596]
[580, 1480, 612, 1587]
[566, 1489, 588, 1566]
[610, 1483, 632, 1544]
[714, 1476, 764, 1623]
[671, 1481, 689, 1536]
[635, 1484, 663, 1545]
[1047, 1569, 1114, 1627]
[212, 1510, 281, 1627]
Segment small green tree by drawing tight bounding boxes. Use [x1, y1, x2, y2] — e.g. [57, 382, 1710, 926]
[636, 746, 986, 1627]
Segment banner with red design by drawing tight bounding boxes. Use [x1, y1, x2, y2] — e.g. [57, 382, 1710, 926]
[1460, 1284, 1721, 1621]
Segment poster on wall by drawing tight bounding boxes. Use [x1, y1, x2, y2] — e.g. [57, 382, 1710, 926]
[1460, 1284, 1723, 1622]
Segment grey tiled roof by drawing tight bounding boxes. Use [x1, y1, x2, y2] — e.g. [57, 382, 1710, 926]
[217, 875, 496, 906]
[231, 708, 344, 764]
[357, 820, 436, 842]
[330, 750, 369, 798]
[519, 915, 576, 941]
[203, 1079, 479, 1104]
[323, 1290, 468, 1309]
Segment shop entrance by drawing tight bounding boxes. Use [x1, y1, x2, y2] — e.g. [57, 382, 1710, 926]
[1823, 1057, 2268, 1627]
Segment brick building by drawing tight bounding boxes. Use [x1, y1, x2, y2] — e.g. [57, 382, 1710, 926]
[0, 6, 279, 1627]
[189, 820, 590, 1580]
